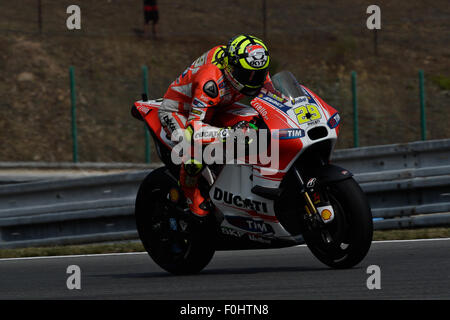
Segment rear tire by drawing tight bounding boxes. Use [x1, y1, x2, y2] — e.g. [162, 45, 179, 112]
[303, 178, 373, 269]
[135, 167, 216, 275]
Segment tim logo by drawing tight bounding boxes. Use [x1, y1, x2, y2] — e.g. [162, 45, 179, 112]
[277, 129, 305, 140]
[225, 216, 274, 235]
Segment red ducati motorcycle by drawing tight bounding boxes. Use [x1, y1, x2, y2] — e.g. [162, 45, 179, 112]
[132, 71, 373, 275]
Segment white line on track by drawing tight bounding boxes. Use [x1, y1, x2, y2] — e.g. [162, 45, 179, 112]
[369, 237, 450, 244]
[0, 238, 449, 262]
[0, 251, 147, 262]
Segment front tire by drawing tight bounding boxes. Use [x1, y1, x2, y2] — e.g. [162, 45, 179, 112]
[135, 167, 216, 275]
[303, 178, 373, 269]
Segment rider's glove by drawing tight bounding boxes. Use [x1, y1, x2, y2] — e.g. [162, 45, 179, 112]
[232, 121, 259, 144]
[219, 121, 259, 144]
[232, 120, 250, 131]
[218, 121, 247, 142]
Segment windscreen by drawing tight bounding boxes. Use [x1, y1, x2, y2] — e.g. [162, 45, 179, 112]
[271, 71, 304, 101]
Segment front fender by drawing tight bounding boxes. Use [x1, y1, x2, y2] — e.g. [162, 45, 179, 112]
[253, 164, 352, 200]
[314, 164, 353, 183]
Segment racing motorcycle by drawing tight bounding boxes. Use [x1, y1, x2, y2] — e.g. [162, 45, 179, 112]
[131, 71, 373, 275]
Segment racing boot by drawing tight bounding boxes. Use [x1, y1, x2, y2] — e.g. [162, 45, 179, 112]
[179, 161, 210, 217]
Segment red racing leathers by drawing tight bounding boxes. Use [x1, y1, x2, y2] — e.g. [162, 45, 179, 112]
[158, 45, 274, 216]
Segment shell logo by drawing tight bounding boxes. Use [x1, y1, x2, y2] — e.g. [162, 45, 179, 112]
[321, 209, 332, 221]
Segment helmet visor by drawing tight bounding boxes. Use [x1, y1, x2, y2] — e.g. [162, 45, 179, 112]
[231, 66, 268, 89]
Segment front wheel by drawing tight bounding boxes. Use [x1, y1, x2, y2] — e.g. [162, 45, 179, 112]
[135, 167, 216, 275]
[303, 178, 373, 269]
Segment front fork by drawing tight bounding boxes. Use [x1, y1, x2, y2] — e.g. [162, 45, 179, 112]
[293, 167, 335, 243]
[293, 167, 318, 215]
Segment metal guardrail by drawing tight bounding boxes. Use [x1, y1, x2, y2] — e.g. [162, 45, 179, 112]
[331, 138, 450, 173]
[0, 172, 146, 248]
[0, 139, 449, 248]
[341, 139, 450, 231]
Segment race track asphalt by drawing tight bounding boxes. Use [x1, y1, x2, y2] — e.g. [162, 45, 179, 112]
[0, 239, 449, 300]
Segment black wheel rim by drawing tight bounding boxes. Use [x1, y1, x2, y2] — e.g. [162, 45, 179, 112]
[306, 192, 353, 263]
[145, 188, 192, 261]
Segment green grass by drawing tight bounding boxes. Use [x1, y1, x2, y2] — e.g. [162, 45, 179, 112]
[0, 228, 448, 259]
[0, 242, 145, 259]
[430, 74, 450, 90]
[373, 227, 450, 241]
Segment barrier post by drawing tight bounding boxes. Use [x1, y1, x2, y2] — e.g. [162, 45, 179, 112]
[262, 0, 267, 39]
[37, 0, 42, 34]
[69, 66, 78, 162]
[142, 65, 151, 163]
[419, 70, 426, 140]
[351, 71, 359, 147]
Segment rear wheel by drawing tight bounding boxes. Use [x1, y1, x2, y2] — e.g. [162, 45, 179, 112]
[303, 178, 373, 269]
[135, 167, 216, 275]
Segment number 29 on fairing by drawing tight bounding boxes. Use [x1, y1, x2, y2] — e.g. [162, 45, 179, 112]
[294, 104, 321, 124]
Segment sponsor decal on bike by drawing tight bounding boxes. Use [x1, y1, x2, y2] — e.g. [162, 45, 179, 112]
[296, 96, 308, 104]
[258, 92, 285, 104]
[225, 216, 274, 235]
[327, 112, 341, 129]
[258, 94, 290, 113]
[300, 86, 318, 104]
[252, 101, 269, 120]
[306, 119, 321, 126]
[306, 178, 317, 188]
[221, 226, 245, 238]
[321, 209, 332, 221]
[248, 234, 272, 244]
[222, 226, 272, 244]
[213, 188, 268, 213]
[317, 205, 335, 223]
[275, 128, 305, 140]
[312, 192, 321, 204]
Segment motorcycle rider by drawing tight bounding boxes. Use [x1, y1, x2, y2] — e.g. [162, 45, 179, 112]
[158, 34, 277, 217]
